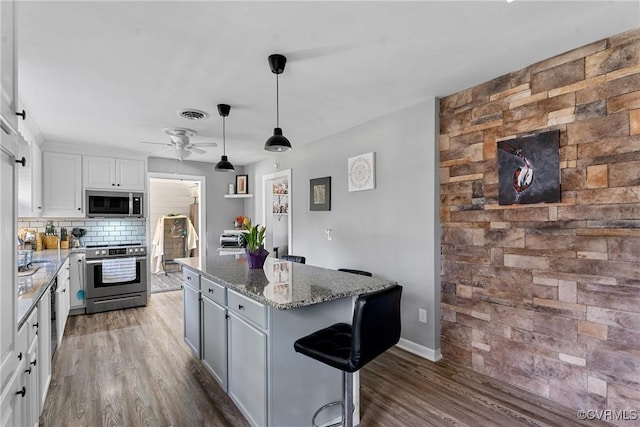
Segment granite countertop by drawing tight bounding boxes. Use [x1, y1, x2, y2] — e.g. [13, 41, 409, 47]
[175, 253, 397, 310]
[17, 248, 79, 328]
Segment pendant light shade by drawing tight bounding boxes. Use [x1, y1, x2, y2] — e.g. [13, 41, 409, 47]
[215, 103, 235, 172]
[264, 54, 292, 152]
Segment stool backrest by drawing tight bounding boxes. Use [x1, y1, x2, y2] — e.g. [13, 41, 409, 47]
[349, 285, 402, 371]
[337, 268, 372, 277]
[281, 255, 306, 264]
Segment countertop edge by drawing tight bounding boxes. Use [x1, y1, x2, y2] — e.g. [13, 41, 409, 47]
[175, 258, 398, 310]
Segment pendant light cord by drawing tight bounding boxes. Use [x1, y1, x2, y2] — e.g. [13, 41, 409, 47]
[222, 116, 226, 155]
[276, 73, 280, 128]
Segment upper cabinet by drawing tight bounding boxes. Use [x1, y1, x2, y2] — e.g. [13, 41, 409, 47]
[17, 136, 42, 217]
[0, 0, 17, 134]
[42, 152, 83, 217]
[83, 156, 145, 191]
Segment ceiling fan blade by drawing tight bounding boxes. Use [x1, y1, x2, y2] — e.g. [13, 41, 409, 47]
[192, 142, 218, 147]
[141, 141, 172, 146]
[189, 146, 206, 154]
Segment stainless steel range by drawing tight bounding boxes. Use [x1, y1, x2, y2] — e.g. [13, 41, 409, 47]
[85, 243, 148, 314]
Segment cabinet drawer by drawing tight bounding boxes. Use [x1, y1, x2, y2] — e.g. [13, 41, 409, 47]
[201, 276, 226, 306]
[183, 268, 200, 290]
[228, 290, 267, 330]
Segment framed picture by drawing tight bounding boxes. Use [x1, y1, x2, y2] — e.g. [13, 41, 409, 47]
[236, 175, 248, 194]
[310, 176, 331, 211]
[497, 129, 560, 205]
[348, 152, 375, 192]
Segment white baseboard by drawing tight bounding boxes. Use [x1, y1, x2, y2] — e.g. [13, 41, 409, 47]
[396, 338, 442, 362]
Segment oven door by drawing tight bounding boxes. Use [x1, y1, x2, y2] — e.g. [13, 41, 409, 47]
[85, 256, 147, 299]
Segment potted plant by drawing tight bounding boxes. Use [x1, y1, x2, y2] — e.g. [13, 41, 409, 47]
[241, 218, 268, 269]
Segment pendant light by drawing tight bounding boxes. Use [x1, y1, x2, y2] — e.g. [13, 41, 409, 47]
[214, 103, 235, 172]
[264, 54, 292, 152]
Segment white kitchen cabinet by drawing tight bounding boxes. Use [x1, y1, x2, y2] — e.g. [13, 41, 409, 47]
[0, 0, 17, 133]
[69, 252, 85, 309]
[0, 357, 25, 427]
[37, 288, 51, 409]
[228, 308, 267, 427]
[201, 293, 228, 390]
[83, 156, 145, 191]
[43, 152, 83, 217]
[56, 259, 71, 345]
[25, 325, 39, 427]
[183, 269, 201, 357]
[0, 140, 19, 413]
[18, 136, 43, 217]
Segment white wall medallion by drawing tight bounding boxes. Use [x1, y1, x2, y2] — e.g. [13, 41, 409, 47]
[348, 152, 376, 192]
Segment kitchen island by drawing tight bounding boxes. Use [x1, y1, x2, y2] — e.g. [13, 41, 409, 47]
[175, 254, 398, 427]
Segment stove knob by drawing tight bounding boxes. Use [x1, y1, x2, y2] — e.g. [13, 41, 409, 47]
[94, 250, 100, 256]
[101, 250, 107, 255]
[140, 248, 145, 253]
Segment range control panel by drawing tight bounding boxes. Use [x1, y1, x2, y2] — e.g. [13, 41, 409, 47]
[86, 245, 147, 259]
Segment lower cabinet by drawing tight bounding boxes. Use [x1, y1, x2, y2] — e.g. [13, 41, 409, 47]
[0, 357, 25, 427]
[37, 288, 51, 409]
[227, 310, 267, 427]
[201, 296, 227, 390]
[56, 259, 70, 346]
[183, 280, 201, 357]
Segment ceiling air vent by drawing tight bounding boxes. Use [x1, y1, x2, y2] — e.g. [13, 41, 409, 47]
[178, 109, 210, 120]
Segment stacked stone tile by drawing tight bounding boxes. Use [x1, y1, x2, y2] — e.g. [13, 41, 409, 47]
[439, 27, 640, 416]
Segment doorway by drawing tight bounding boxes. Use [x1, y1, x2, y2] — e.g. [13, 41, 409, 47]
[148, 173, 206, 293]
[262, 169, 292, 259]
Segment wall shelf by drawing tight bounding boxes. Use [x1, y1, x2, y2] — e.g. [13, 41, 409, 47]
[224, 194, 253, 199]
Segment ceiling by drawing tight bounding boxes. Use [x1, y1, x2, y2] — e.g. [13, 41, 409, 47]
[17, 1, 639, 166]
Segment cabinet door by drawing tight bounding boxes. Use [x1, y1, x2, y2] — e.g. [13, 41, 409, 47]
[37, 289, 51, 409]
[116, 158, 145, 191]
[0, 0, 17, 131]
[83, 156, 116, 189]
[228, 311, 267, 427]
[56, 260, 70, 345]
[26, 339, 38, 427]
[0, 359, 25, 427]
[43, 152, 83, 217]
[201, 297, 227, 390]
[68, 253, 85, 309]
[18, 138, 42, 217]
[183, 285, 200, 357]
[0, 144, 18, 394]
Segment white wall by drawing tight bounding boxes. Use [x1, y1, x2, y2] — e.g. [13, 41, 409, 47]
[245, 99, 441, 356]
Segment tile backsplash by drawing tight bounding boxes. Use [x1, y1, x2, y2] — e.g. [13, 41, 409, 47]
[18, 218, 146, 246]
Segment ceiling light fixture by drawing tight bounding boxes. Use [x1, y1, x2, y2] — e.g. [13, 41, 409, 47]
[264, 54, 292, 152]
[214, 103, 235, 172]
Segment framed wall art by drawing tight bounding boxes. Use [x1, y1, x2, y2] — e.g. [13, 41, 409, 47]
[497, 129, 560, 205]
[236, 174, 248, 194]
[348, 152, 375, 192]
[310, 176, 331, 211]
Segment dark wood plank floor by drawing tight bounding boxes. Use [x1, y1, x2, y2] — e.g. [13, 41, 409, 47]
[41, 291, 609, 427]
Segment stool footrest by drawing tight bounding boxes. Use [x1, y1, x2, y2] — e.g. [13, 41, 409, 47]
[312, 401, 344, 427]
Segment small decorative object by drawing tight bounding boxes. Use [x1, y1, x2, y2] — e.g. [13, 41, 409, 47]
[236, 174, 248, 194]
[497, 130, 560, 205]
[348, 152, 376, 192]
[234, 215, 245, 229]
[71, 227, 87, 248]
[310, 176, 331, 211]
[241, 218, 268, 269]
[229, 183, 235, 194]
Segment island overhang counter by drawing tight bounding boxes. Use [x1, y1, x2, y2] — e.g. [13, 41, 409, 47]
[175, 255, 398, 427]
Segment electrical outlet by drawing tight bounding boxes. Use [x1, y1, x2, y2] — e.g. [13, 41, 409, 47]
[419, 308, 427, 324]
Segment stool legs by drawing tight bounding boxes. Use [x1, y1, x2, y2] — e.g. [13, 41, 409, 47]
[343, 371, 354, 427]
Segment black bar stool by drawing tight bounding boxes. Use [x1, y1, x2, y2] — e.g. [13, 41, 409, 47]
[337, 268, 372, 277]
[281, 255, 306, 264]
[294, 285, 402, 427]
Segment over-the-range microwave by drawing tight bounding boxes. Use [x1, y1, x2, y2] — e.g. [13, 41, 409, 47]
[86, 190, 144, 218]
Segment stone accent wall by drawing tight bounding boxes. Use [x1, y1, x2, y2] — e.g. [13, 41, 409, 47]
[439, 27, 640, 416]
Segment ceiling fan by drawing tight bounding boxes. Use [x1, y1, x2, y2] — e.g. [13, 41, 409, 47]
[142, 127, 217, 160]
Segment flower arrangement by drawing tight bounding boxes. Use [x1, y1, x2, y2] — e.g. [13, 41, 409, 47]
[241, 218, 266, 254]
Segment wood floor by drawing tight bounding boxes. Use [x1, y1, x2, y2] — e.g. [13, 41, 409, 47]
[41, 291, 609, 427]
[150, 270, 183, 294]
